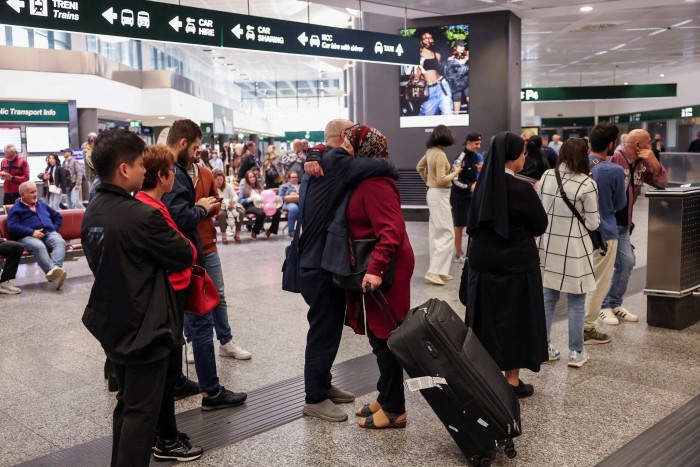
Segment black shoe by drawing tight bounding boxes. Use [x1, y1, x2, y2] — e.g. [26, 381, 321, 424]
[173, 378, 200, 401]
[201, 386, 247, 411]
[511, 379, 534, 399]
[153, 432, 203, 462]
[107, 373, 118, 392]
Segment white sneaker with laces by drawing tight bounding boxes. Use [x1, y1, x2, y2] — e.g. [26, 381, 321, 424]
[219, 340, 252, 360]
[598, 308, 619, 325]
[0, 281, 21, 294]
[185, 344, 195, 364]
[568, 350, 589, 368]
[547, 343, 561, 361]
[613, 306, 639, 322]
[45, 266, 60, 282]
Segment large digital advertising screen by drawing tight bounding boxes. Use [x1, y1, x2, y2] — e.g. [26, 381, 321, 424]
[399, 24, 470, 128]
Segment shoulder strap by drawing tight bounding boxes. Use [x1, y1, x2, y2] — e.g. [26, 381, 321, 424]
[553, 169, 588, 228]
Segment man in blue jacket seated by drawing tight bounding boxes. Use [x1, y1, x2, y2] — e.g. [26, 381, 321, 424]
[7, 181, 67, 290]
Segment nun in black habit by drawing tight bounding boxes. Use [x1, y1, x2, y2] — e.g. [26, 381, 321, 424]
[462, 131, 549, 398]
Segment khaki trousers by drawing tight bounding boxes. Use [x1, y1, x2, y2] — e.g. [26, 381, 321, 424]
[584, 239, 619, 331]
[426, 187, 454, 276]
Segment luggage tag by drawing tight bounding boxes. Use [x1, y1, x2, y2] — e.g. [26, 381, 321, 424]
[404, 376, 448, 392]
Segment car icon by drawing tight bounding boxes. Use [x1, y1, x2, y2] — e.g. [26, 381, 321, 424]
[185, 21, 196, 34]
[137, 11, 150, 28]
[245, 26, 255, 40]
[374, 41, 383, 54]
[310, 35, 321, 47]
[121, 9, 134, 27]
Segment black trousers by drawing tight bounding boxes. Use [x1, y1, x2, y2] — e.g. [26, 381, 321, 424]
[299, 267, 346, 403]
[0, 239, 23, 282]
[368, 327, 406, 414]
[111, 356, 169, 467]
[3, 192, 19, 206]
[245, 204, 281, 235]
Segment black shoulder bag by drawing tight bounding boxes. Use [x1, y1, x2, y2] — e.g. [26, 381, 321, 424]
[554, 169, 607, 256]
[332, 239, 396, 292]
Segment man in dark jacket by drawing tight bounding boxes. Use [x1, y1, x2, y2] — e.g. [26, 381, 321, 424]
[297, 119, 399, 422]
[81, 129, 200, 466]
[8, 181, 67, 290]
[162, 119, 247, 411]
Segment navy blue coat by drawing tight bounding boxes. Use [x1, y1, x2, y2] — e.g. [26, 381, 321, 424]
[8, 198, 62, 238]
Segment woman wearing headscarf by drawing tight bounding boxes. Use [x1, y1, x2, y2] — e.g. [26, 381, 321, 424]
[339, 125, 415, 430]
[463, 131, 549, 398]
[416, 125, 461, 285]
[537, 138, 600, 368]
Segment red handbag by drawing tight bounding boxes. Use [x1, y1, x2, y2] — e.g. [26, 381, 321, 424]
[185, 265, 220, 315]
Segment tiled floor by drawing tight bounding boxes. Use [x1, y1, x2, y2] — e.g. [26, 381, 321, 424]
[1, 196, 698, 466]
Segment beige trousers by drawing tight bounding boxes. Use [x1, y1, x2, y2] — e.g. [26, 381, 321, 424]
[584, 239, 619, 330]
[426, 188, 454, 276]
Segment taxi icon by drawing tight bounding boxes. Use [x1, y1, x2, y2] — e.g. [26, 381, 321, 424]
[374, 41, 383, 54]
[310, 35, 321, 47]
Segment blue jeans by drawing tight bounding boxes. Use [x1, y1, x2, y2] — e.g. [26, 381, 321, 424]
[20, 231, 65, 273]
[67, 187, 84, 209]
[283, 203, 299, 235]
[204, 251, 232, 345]
[48, 192, 61, 211]
[602, 226, 635, 309]
[543, 287, 586, 352]
[419, 78, 453, 116]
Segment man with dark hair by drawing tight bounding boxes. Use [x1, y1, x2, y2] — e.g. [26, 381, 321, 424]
[296, 119, 399, 422]
[688, 131, 700, 153]
[599, 129, 667, 324]
[451, 133, 481, 263]
[81, 129, 202, 466]
[581, 122, 627, 347]
[163, 119, 248, 411]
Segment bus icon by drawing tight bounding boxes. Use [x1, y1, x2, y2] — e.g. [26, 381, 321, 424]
[137, 11, 150, 28]
[121, 9, 134, 27]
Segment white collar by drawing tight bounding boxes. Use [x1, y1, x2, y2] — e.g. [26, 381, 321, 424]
[505, 168, 515, 176]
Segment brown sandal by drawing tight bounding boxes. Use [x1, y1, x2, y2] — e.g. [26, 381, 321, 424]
[358, 409, 407, 429]
[355, 400, 382, 417]
[234, 233, 241, 244]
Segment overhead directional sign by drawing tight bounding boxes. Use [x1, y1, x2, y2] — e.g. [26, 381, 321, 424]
[0, 0, 420, 65]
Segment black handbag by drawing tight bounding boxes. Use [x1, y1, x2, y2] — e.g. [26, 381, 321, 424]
[554, 169, 608, 256]
[281, 179, 307, 293]
[332, 238, 396, 292]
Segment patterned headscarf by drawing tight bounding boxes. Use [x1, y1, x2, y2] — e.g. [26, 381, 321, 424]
[342, 125, 389, 158]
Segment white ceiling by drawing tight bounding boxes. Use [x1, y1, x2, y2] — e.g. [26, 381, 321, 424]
[152, 0, 700, 89]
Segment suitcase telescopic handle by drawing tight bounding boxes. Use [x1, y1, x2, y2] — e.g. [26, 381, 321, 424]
[365, 283, 400, 331]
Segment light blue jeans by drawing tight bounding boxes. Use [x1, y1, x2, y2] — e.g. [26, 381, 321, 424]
[283, 203, 299, 236]
[67, 187, 85, 209]
[543, 287, 586, 352]
[19, 231, 65, 274]
[48, 192, 62, 211]
[602, 226, 635, 309]
[419, 78, 453, 116]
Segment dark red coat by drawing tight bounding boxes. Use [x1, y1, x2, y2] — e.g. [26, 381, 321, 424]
[345, 177, 415, 339]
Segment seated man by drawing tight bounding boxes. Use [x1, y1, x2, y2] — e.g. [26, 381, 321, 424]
[278, 171, 300, 237]
[7, 181, 67, 290]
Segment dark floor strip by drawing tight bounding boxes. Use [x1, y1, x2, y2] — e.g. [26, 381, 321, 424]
[596, 393, 700, 467]
[16, 354, 380, 467]
[17, 266, 650, 466]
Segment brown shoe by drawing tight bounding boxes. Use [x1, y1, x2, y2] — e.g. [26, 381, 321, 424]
[251, 231, 257, 240]
[265, 230, 272, 239]
[222, 236, 229, 245]
[234, 233, 241, 244]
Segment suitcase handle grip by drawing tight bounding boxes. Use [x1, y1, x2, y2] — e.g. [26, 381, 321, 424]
[365, 284, 400, 331]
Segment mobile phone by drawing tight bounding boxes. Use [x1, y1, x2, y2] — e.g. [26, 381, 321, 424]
[214, 198, 224, 203]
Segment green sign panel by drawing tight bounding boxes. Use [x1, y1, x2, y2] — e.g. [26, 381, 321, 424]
[601, 105, 700, 124]
[521, 84, 677, 102]
[201, 123, 214, 136]
[0, 101, 69, 122]
[0, 0, 419, 65]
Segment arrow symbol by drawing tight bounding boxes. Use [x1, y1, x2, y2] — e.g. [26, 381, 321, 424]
[169, 16, 183, 32]
[6, 0, 25, 14]
[231, 23, 243, 39]
[396, 43, 404, 57]
[102, 7, 117, 24]
[298, 32, 308, 46]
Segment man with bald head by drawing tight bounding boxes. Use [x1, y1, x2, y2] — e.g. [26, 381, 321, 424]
[598, 129, 667, 325]
[293, 118, 399, 422]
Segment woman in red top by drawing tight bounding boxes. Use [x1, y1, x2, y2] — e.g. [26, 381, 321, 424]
[341, 126, 415, 430]
[134, 145, 202, 458]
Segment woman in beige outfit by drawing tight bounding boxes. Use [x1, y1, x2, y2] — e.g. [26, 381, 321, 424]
[417, 125, 462, 285]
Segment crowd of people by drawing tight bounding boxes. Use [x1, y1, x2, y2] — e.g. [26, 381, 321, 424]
[0, 118, 671, 467]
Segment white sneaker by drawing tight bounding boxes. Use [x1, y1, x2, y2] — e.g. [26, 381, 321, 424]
[219, 341, 252, 360]
[568, 350, 589, 368]
[613, 306, 639, 322]
[45, 266, 61, 282]
[425, 272, 445, 286]
[0, 281, 21, 294]
[185, 344, 195, 364]
[547, 343, 561, 361]
[598, 308, 619, 325]
[454, 254, 466, 263]
[54, 269, 67, 291]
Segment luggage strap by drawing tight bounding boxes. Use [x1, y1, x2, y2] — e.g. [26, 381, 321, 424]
[365, 285, 400, 331]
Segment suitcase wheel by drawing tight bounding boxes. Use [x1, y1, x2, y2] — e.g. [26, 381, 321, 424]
[468, 455, 491, 467]
[503, 438, 517, 459]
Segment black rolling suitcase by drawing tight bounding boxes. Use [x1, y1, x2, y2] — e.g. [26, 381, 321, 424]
[387, 298, 521, 466]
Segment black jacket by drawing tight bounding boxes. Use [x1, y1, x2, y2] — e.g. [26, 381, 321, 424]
[81, 183, 193, 365]
[162, 163, 208, 266]
[451, 150, 479, 200]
